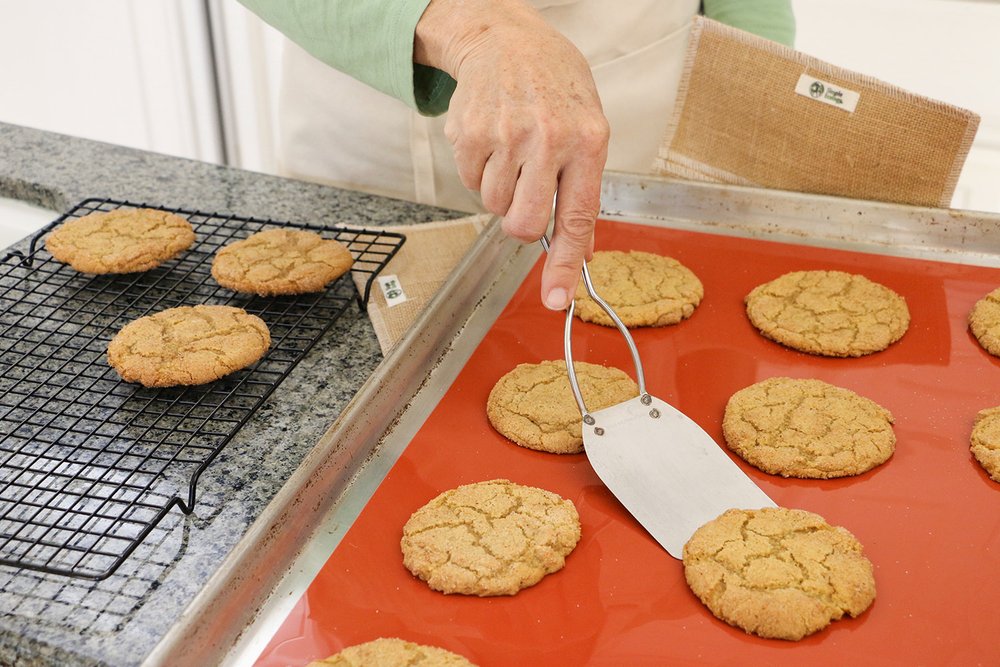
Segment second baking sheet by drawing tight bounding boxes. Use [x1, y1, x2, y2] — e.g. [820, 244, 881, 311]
[256, 218, 1000, 666]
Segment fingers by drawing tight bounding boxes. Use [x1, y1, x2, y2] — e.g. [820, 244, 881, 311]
[450, 109, 542, 218]
[446, 114, 490, 192]
[479, 149, 521, 216]
[502, 161, 557, 243]
[452, 128, 604, 311]
[429, 9, 608, 311]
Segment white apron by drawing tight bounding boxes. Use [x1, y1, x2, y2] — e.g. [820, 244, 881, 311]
[277, 0, 700, 212]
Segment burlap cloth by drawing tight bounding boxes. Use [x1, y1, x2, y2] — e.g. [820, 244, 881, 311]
[352, 18, 980, 350]
[351, 214, 491, 353]
[655, 17, 980, 208]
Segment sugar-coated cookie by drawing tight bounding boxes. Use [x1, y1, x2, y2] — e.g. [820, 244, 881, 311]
[46, 207, 194, 274]
[401, 479, 580, 596]
[107, 304, 269, 387]
[683, 507, 876, 641]
[573, 250, 703, 328]
[723, 377, 895, 478]
[487, 360, 638, 454]
[969, 287, 1000, 357]
[745, 270, 909, 357]
[971, 406, 1000, 483]
[212, 228, 354, 296]
[307, 637, 476, 667]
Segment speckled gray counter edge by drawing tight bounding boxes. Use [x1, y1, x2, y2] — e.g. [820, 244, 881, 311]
[0, 122, 464, 667]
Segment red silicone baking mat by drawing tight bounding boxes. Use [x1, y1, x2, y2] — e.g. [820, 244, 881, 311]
[255, 219, 1000, 666]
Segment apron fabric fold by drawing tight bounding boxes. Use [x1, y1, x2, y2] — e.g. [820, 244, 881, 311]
[277, 0, 700, 212]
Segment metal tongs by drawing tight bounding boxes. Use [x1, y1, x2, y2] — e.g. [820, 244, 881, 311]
[540, 237, 775, 558]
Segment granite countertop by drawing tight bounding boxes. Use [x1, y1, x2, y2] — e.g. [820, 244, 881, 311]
[0, 122, 459, 667]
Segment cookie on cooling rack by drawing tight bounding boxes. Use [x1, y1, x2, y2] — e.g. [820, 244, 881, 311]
[107, 304, 270, 387]
[401, 479, 581, 596]
[745, 270, 909, 357]
[487, 360, 638, 454]
[211, 228, 354, 296]
[45, 207, 194, 274]
[971, 406, 1000, 483]
[683, 507, 876, 641]
[969, 287, 1000, 357]
[573, 250, 703, 327]
[723, 377, 895, 478]
[307, 637, 476, 667]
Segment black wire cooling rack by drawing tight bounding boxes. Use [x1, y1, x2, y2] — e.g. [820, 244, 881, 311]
[0, 197, 405, 580]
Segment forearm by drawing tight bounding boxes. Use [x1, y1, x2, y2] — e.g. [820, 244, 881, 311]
[236, 0, 453, 112]
[413, 0, 549, 77]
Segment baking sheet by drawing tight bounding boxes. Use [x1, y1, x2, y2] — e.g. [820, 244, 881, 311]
[254, 218, 1000, 665]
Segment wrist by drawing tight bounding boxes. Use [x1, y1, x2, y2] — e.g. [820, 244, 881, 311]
[414, 0, 545, 77]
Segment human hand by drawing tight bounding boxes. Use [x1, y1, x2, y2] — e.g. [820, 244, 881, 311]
[415, 0, 609, 310]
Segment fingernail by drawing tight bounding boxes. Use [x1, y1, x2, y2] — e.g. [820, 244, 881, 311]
[545, 288, 568, 311]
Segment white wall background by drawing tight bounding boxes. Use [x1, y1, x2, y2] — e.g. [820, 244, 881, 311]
[0, 1, 223, 163]
[792, 0, 1000, 212]
[0, 0, 998, 218]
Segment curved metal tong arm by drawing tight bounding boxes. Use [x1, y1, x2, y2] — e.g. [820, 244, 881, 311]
[538, 237, 647, 421]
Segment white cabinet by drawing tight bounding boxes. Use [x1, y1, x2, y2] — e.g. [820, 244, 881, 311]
[0, 1, 222, 163]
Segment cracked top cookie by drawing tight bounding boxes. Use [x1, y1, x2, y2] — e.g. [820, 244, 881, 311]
[723, 377, 895, 479]
[45, 207, 195, 274]
[486, 360, 639, 454]
[971, 406, 1000, 483]
[401, 479, 581, 596]
[745, 270, 909, 357]
[307, 637, 476, 667]
[969, 287, 1000, 357]
[107, 304, 270, 387]
[211, 228, 354, 296]
[683, 507, 876, 641]
[573, 250, 703, 328]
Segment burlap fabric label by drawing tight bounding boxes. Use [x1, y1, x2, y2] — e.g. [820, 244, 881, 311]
[655, 17, 979, 208]
[351, 215, 491, 354]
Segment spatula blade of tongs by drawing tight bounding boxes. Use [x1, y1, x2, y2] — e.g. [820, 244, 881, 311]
[540, 237, 775, 558]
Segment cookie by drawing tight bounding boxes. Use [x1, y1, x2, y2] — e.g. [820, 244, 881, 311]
[211, 228, 354, 296]
[307, 637, 476, 667]
[971, 406, 1000, 483]
[401, 479, 581, 596]
[969, 287, 1000, 357]
[723, 377, 895, 478]
[745, 270, 909, 357]
[107, 304, 270, 387]
[573, 250, 703, 327]
[683, 507, 876, 641]
[45, 207, 194, 274]
[486, 360, 639, 454]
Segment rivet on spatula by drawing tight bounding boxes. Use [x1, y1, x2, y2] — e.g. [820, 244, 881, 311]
[583, 415, 595, 425]
[649, 408, 660, 419]
[641, 394, 652, 405]
[594, 427, 604, 436]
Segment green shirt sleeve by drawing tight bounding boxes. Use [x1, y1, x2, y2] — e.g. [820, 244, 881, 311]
[704, 0, 796, 47]
[236, 0, 456, 115]
[237, 0, 794, 118]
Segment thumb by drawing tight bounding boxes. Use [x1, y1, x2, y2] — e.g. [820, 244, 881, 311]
[541, 192, 599, 310]
[540, 159, 601, 310]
